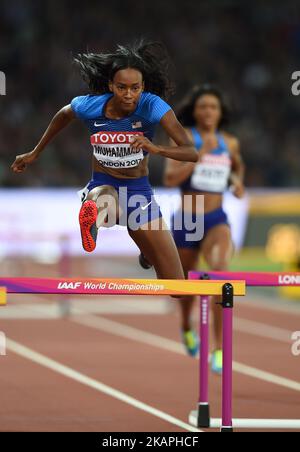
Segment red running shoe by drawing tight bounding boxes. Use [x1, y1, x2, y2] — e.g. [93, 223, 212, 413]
[79, 200, 98, 253]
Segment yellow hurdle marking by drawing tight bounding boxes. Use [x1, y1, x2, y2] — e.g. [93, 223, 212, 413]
[138, 280, 246, 296]
[0, 287, 7, 306]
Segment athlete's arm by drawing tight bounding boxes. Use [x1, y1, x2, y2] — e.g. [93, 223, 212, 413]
[163, 131, 220, 187]
[228, 136, 245, 198]
[159, 110, 198, 161]
[130, 110, 198, 163]
[163, 129, 197, 187]
[11, 105, 76, 173]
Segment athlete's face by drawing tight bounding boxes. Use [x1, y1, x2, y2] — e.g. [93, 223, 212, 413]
[193, 94, 222, 130]
[109, 69, 144, 113]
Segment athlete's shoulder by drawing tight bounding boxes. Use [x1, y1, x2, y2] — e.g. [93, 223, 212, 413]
[137, 92, 172, 123]
[71, 93, 111, 120]
[221, 131, 240, 152]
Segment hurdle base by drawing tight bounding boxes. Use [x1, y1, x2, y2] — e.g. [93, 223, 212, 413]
[189, 412, 300, 430]
[221, 426, 233, 432]
[196, 404, 210, 428]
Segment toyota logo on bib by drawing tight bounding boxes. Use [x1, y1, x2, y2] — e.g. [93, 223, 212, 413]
[91, 131, 143, 145]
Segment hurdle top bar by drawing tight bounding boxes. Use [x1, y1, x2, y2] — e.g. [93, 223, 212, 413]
[0, 278, 246, 296]
[189, 271, 300, 287]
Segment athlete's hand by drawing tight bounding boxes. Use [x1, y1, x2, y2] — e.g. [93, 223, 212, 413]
[130, 136, 160, 155]
[11, 150, 39, 173]
[230, 179, 245, 199]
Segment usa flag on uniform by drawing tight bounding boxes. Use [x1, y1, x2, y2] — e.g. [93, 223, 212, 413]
[132, 121, 142, 129]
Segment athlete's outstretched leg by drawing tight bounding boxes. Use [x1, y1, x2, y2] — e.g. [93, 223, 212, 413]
[79, 185, 119, 253]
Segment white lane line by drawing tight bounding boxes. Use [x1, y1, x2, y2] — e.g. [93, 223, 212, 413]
[2, 298, 171, 318]
[69, 297, 171, 315]
[232, 361, 300, 392]
[235, 317, 292, 343]
[71, 312, 300, 393]
[4, 303, 300, 393]
[242, 295, 300, 316]
[3, 305, 295, 347]
[6, 338, 201, 433]
[72, 312, 184, 354]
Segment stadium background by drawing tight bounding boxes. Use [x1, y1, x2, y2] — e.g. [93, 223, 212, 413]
[0, 0, 299, 293]
[1, 0, 300, 434]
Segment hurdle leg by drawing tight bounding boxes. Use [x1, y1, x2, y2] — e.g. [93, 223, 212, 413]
[221, 283, 234, 432]
[198, 294, 210, 427]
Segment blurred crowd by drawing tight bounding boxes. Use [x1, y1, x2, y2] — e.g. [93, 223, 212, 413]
[0, 0, 300, 188]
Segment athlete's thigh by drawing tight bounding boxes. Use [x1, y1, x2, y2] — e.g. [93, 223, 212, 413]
[87, 185, 118, 203]
[128, 218, 185, 280]
[87, 185, 120, 226]
[201, 224, 233, 270]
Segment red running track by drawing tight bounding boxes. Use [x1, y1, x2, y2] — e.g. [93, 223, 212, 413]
[0, 293, 299, 432]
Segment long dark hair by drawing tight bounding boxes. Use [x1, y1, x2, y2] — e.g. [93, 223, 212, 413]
[177, 84, 230, 129]
[73, 40, 174, 99]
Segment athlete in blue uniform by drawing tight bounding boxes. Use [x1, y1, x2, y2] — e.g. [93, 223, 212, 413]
[11, 41, 198, 284]
[164, 85, 245, 372]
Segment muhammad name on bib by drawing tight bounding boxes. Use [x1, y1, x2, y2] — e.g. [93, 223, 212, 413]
[191, 153, 232, 193]
[91, 132, 145, 169]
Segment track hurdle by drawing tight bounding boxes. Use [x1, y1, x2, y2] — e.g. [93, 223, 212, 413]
[0, 277, 246, 430]
[188, 271, 300, 432]
[0, 277, 245, 297]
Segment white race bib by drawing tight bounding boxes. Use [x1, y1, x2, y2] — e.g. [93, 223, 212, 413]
[91, 131, 145, 169]
[191, 153, 231, 193]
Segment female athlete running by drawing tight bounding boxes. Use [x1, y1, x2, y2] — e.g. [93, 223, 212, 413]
[164, 85, 245, 372]
[11, 41, 197, 284]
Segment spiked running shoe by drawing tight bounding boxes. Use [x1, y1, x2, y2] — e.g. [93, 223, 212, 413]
[211, 349, 223, 375]
[139, 253, 153, 270]
[182, 329, 199, 357]
[79, 200, 98, 253]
